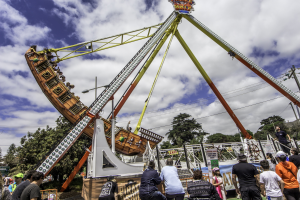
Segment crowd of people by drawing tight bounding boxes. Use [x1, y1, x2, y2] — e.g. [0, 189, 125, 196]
[98, 146, 300, 200]
[0, 171, 44, 200]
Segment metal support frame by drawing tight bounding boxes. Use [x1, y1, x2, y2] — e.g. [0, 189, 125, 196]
[269, 135, 278, 152]
[258, 139, 266, 160]
[134, 19, 180, 134]
[200, 142, 207, 167]
[87, 119, 142, 178]
[183, 144, 190, 169]
[37, 23, 164, 63]
[109, 17, 182, 119]
[184, 15, 300, 108]
[156, 145, 161, 172]
[293, 137, 300, 150]
[60, 145, 92, 192]
[111, 96, 115, 154]
[290, 102, 299, 120]
[175, 29, 251, 139]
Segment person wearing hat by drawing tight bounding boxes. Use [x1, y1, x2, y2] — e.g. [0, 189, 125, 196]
[212, 167, 226, 200]
[232, 154, 262, 200]
[275, 151, 300, 200]
[9, 173, 24, 194]
[12, 170, 36, 200]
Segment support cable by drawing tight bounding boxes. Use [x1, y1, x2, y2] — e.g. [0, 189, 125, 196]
[133, 22, 179, 134]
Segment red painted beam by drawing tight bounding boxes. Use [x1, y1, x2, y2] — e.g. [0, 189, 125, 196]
[60, 145, 92, 192]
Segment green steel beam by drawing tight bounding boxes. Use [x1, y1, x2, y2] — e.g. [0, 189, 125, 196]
[37, 23, 163, 63]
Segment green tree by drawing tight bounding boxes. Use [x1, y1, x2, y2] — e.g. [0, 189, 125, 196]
[160, 141, 174, 149]
[4, 144, 18, 171]
[207, 133, 229, 143]
[254, 115, 286, 140]
[207, 131, 253, 143]
[14, 116, 90, 183]
[166, 113, 206, 146]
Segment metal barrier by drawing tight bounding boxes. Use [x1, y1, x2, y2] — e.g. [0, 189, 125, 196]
[40, 189, 57, 200]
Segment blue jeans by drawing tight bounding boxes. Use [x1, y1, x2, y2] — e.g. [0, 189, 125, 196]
[140, 191, 166, 200]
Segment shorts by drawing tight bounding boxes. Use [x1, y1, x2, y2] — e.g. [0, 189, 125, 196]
[267, 196, 283, 200]
[240, 186, 262, 200]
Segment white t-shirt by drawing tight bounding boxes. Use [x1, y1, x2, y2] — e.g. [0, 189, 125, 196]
[260, 171, 282, 197]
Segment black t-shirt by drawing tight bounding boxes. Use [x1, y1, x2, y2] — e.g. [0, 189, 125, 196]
[20, 184, 41, 200]
[289, 155, 300, 169]
[12, 180, 30, 200]
[98, 181, 118, 200]
[232, 162, 258, 190]
[275, 130, 288, 144]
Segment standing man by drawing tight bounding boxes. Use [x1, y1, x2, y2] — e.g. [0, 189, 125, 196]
[160, 158, 185, 200]
[9, 173, 24, 194]
[232, 154, 262, 200]
[20, 172, 44, 200]
[275, 126, 291, 155]
[12, 170, 36, 200]
[289, 148, 300, 169]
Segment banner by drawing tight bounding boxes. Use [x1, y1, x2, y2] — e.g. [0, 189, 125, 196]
[206, 149, 218, 179]
[200, 163, 261, 191]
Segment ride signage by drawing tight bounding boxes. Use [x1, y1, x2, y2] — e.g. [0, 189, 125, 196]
[168, 150, 178, 155]
[168, 0, 195, 14]
[206, 149, 219, 180]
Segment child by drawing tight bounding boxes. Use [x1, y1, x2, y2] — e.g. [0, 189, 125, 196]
[260, 160, 284, 200]
[212, 167, 226, 200]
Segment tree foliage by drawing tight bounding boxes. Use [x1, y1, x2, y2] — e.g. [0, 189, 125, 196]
[254, 115, 286, 140]
[160, 141, 174, 149]
[166, 113, 207, 146]
[12, 116, 90, 182]
[4, 144, 18, 170]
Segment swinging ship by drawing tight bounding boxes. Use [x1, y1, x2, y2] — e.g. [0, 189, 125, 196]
[25, 46, 163, 156]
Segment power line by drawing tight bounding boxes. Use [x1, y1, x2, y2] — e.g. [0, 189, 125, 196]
[117, 83, 274, 123]
[148, 94, 290, 130]
[278, 103, 291, 116]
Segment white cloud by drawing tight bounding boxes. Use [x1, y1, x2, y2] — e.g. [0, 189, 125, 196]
[0, 0, 51, 45]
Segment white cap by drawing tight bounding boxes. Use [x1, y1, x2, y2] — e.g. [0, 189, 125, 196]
[276, 151, 286, 157]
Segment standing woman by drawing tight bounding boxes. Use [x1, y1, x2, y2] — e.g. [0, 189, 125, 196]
[212, 167, 226, 200]
[266, 153, 276, 171]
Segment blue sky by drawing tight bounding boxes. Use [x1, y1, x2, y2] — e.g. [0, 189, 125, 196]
[1, 0, 300, 155]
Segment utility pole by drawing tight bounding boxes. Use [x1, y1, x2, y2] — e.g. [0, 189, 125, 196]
[285, 66, 300, 141]
[284, 65, 300, 118]
[290, 102, 299, 120]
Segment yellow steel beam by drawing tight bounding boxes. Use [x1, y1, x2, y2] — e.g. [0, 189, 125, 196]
[37, 23, 163, 63]
[133, 17, 181, 135]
